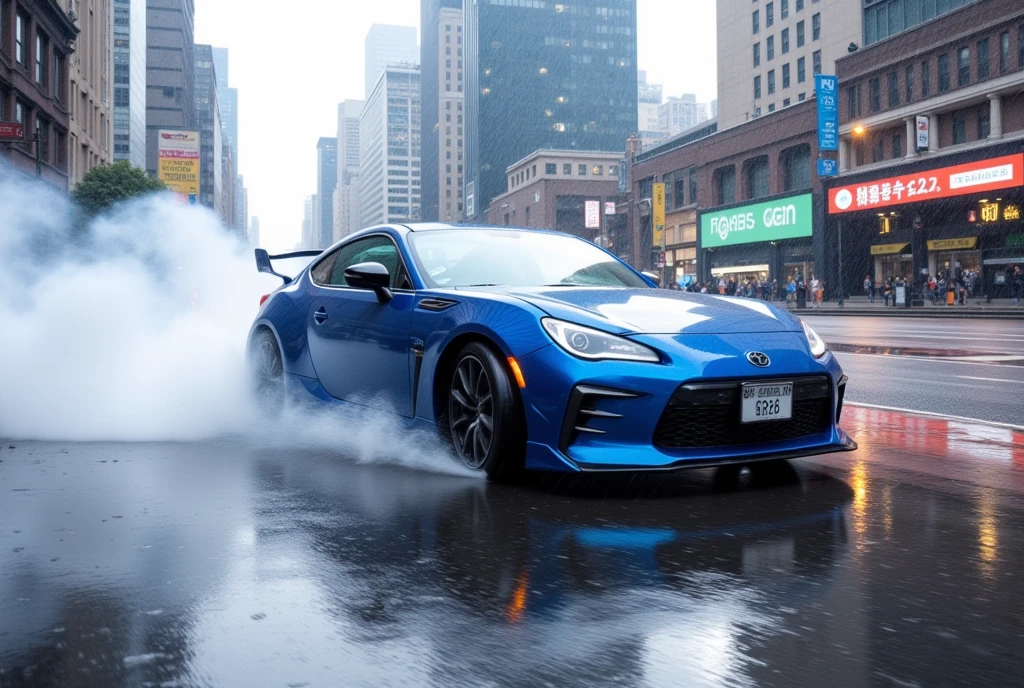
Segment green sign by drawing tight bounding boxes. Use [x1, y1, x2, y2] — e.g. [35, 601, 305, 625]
[1008, 233, 1024, 248]
[700, 193, 814, 248]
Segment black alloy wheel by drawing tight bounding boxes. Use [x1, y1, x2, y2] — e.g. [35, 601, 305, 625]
[447, 342, 525, 479]
[251, 330, 284, 414]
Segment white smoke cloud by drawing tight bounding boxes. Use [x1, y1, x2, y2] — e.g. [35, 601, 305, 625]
[0, 166, 474, 476]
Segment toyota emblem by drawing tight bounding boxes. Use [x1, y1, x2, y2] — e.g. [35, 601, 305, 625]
[746, 351, 771, 368]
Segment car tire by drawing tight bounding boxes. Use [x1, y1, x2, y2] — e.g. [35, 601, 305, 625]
[447, 342, 525, 480]
[250, 330, 285, 416]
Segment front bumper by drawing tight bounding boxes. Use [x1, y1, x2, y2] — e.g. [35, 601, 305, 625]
[517, 331, 857, 473]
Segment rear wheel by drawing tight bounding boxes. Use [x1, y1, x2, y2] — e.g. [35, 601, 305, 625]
[250, 330, 284, 415]
[447, 342, 525, 480]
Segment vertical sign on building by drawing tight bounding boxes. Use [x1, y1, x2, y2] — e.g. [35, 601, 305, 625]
[618, 159, 628, 193]
[915, 115, 930, 151]
[652, 182, 666, 247]
[815, 75, 839, 152]
[157, 130, 200, 201]
[584, 200, 601, 229]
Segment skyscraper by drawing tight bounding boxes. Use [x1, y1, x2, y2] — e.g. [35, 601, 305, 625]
[360, 65, 421, 227]
[316, 137, 338, 249]
[637, 70, 667, 149]
[211, 47, 238, 165]
[421, 0, 464, 223]
[113, 0, 147, 169]
[659, 94, 710, 136]
[194, 45, 223, 214]
[146, 0, 196, 178]
[464, 0, 638, 220]
[364, 24, 419, 98]
[335, 99, 364, 239]
[302, 196, 314, 249]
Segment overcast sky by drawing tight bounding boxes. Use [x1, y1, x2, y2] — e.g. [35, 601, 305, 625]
[195, 0, 717, 251]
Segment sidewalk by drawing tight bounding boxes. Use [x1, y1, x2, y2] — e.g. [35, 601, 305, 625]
[790, 295, 1024, 318]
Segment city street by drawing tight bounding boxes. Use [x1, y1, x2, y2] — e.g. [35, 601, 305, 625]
[2, 315, 1023, 687]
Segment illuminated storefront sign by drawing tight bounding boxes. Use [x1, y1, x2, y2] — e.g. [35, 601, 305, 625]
[926, 237, 978, 251]
[828, 154, 1024, 214]
[870, 243, 909, 255]
[700, 194, 813, 248]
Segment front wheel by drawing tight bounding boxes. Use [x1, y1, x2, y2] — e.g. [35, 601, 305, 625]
[447, 342, 525, 480]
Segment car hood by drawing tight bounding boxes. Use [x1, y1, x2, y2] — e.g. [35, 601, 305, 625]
[500, 287, 802, 335]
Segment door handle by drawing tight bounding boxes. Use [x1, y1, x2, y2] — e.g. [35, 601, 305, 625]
[313, 306, 328, 324]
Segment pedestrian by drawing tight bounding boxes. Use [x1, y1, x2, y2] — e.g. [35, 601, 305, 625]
[864, 275, 874, 304]
[810, 275, 822, 309]
[1013, 266, 1023, 306]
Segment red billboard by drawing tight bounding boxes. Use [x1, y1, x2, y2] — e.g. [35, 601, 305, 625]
[828, 153, 1024, 214]
[0, 122, 25, 141]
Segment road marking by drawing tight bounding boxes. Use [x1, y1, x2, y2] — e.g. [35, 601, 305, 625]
[846, 402, 1024, 432]
[835, 352, 1024, 368]
[957, 375, 1024, 384]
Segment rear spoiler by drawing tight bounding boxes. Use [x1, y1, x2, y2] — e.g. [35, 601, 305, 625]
[254, 248, 323, 285]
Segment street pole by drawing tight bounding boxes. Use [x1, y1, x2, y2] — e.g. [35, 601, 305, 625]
[837, 217, 844, 307]
[33, 134, 41, 179]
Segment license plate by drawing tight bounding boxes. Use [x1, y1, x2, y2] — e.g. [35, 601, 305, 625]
[741, 382, 793, 423]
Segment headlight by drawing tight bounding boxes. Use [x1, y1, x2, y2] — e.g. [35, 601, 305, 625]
[542, 318, 660, 362]
[802, 321, 828, 358]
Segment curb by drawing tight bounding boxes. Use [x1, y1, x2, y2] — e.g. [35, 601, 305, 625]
[794, 308, 1024, 319]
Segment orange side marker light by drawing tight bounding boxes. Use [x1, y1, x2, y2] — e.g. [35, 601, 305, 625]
[507, 357, 527, 388]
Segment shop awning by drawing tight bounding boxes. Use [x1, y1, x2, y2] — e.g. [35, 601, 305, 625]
[927, 237, 978, 251]
[870, 243, 909, 255]
[710, 264, 770, 276]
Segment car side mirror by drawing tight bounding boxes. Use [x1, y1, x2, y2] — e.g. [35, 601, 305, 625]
[344, 261, 393, 303]
[641, 270, 661, 286]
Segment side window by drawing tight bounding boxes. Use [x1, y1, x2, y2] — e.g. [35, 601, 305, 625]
[328, 236, 412, 289]
[311, 250, 339, 285]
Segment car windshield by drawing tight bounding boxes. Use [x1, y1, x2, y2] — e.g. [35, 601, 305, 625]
[408, 229, 650, 289]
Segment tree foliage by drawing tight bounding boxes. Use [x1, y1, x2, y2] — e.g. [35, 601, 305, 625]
[72, 161, 166, 217]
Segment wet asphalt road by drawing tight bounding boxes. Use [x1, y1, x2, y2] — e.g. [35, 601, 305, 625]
[2, 402, 1024, 687]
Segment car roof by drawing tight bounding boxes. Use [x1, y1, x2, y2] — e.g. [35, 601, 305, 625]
[396, 222, 570, 236]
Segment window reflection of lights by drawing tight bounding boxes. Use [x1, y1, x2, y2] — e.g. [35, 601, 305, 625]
[556, 96, 567, 104]
[555, 3, 564, 11]
[481, 87, 491, 96]
[484, 67, 491, 76]
[552, 122, 566, 132]
[538, 67, 548, 75]
[544, 109, 553, 117]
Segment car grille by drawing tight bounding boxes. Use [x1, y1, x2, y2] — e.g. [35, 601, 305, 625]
[653, 376, 833, 450]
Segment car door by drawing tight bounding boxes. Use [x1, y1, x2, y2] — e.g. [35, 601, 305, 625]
[306, 234, 415, 416]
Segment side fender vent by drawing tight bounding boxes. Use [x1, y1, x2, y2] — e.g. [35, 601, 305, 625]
[417, 298, 459, 312]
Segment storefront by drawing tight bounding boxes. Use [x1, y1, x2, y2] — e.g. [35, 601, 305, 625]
[827, 148, 1024, 299]
[699, 193, 815, 293]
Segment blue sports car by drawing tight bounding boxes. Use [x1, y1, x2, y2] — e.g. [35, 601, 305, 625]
[248, 224, 855, 479]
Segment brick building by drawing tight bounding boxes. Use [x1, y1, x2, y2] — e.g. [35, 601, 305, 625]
[0, 0, 78, 189]
[829, 0, 1024, 299]
[486, 149, 629, 257]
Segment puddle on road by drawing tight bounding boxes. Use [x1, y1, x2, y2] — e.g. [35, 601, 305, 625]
[830, 343, 1024, 365]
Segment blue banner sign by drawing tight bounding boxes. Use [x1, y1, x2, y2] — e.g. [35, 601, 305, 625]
[817, 158, 838, 177]
[816, 75, 839, 152]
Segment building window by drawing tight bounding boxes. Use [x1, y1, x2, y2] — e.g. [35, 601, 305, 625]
[766, 2, 773, 27]
[872, 133, 884, 163]
[545, 163, 557, 175]
[578, 164, 586, 176]
[592, 165, 603, 175]
[905, 64, 914, 103]
[768, 69, 775, 95]
[563, 163, 572, 175]
[781, 144, 810, 191]
[938, 54, 950, 92]
[887, 70, 898, 108]
[783, 97, 791, 106]
[15, 99, 24, 123]
[782, 63, 790, 89]
[922, 59, 931, 97]
[715, 166, 736, 205]
[673, 170, 686, 209]
[797, 56, 806, 83]
[868, 77, 880, 112]
[957, 47, 970, 87]
[689, 166, 697, 205]
[781, 28, 789, 54]
[1020, 22, 1024, 68]
[796, 0, 804, 11]
[35, 33, 47, 87]
[977, 38, 990, 81]
[753, 42, 760, 67]
[798, 92, 806, 101]
[891, 132, 901, 159]
[753, 9, 759, 34]
[978, 104, 991, 140]
[781, 0, 788, 19]
[15, 12, 26, 65]
[754, 74, 761, 99]
[952, 110, 966, 145]
[767, 35, 774, 61]
[768, 103, 776, 112]
[1000, 31, 1010, 74]
[796, 20, 805, 47]
[36, 117, 48, 161]
[812, 12, 820, 40]
[745, 156, 770, 200]
[846, 84, 859, 118]
[812, 50, 821, 75]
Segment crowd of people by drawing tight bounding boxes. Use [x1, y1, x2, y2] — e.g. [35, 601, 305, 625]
[673, 275, 825, 307]
[862, 264, 1024, 306]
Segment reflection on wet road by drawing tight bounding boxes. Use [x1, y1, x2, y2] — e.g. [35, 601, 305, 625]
[2, 408, 1023, 687]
